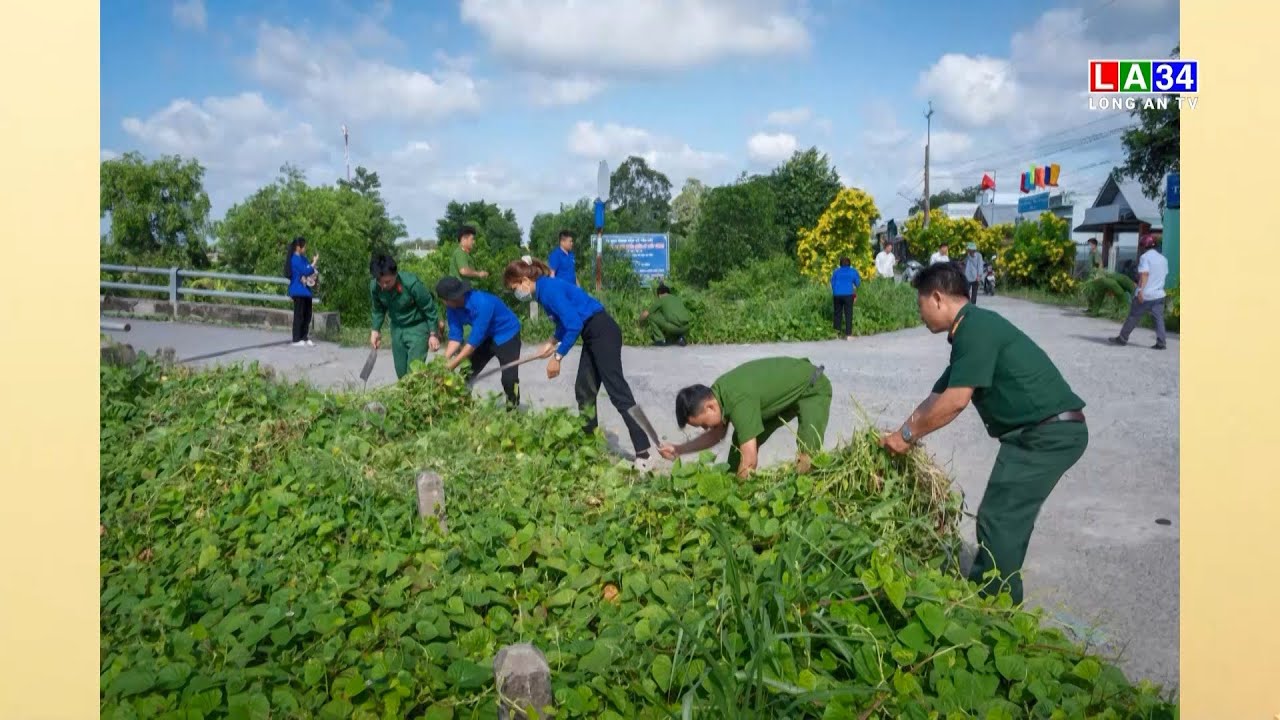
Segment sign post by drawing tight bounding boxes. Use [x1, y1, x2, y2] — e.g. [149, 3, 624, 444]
[601, 234, 670, 285]
[595, 161, 609, 292]
[1164, 172, 1180, 288]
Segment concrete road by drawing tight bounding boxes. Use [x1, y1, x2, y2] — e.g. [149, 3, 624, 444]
[105, 295, 1179, 691]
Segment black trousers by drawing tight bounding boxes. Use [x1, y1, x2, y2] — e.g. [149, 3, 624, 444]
[291, 296, 313, 342]
[968, 281, 979, 305]
[574, 312, 651, 456]
[832, 294, 854, 336]
[468, 334, 522, 406]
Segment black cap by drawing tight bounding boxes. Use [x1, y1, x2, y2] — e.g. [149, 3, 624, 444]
[435, 276, 471, 301]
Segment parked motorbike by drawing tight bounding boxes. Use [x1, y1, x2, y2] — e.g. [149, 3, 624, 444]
[902, 260, 924, 284]
[982, 263, 996, 296]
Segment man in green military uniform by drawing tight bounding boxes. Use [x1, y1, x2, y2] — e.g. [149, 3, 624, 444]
[449, 225, 490, 280]
[659, 357, 831, 478]
[638, 282, 691, 346]
[881, 262, 1088, 605]
[369, 254, 444, 379]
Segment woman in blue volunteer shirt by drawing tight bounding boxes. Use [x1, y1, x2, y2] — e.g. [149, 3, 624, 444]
[436, 276, 524, 407]
[547, 229, 578, 285]
[502, 258, 654, 471]
[284, 236, 319, 347]
[829, 256, 861, 341]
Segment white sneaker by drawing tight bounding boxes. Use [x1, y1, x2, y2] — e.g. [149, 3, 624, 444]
[291, 341, 306, 347]
[305, 340, 315, 347]
[634, 455, 655, 474]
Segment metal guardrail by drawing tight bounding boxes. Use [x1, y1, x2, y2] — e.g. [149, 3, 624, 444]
[100, 264, 316, 308]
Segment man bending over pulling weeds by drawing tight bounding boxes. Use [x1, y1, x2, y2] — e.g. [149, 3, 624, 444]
[659, 357, 832, 479]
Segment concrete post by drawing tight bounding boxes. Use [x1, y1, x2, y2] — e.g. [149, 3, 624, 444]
[494, 643, 553, 720]
[168, 268, 180, 319]
[415, 471, 447, 534]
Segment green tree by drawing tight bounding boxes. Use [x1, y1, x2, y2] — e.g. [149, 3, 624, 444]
[99, 151, 212, 267]
[528, 198, 596, 261]
[609, 156, 672, 232]
[767, 148, 842, 255]
[908, 185, 983, 216]
[1119, 45, 1181, 205]
[214, 165, 405, 321]
[337, 166, 407, 258]
[684, 176, 781, 285]
[435, 200, 523, 253]
[670, 178, 708, 239]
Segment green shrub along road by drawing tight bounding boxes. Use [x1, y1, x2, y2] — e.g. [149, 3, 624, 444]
[100, 358, 1177, 718]
[337, 257, 922, 349]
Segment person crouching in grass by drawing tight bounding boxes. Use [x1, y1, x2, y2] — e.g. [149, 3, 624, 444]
[639, 282, 691, 346]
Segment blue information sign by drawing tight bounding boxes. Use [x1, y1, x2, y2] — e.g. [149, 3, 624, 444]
[602, 234, 669, 283]
[1017, 192, 1050, 214]
[1165, 173, 1179, 208]
[593, 199, 606, 230]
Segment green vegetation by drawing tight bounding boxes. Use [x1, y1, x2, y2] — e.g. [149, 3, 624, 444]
[101, 357, 1176, 719]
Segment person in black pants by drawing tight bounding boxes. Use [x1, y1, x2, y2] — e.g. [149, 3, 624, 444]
[284, 236, 318, 346]
[829, 256, 861, 340]
[503, 258, 656, 472]
[436, 277, 525, 406]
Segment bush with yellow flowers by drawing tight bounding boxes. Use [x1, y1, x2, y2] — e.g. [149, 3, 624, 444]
[796, 187, 880, 281]
[901, 211, 1006, 267]
[999, 212, 1075, 291]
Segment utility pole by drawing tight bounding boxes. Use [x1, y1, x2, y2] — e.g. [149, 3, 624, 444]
[922, 101, 933, 227]
[342, 124, 351, 183]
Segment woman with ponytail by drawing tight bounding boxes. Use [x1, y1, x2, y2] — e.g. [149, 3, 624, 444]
[503, 258, 655, 472]
[285, 236, 319, 347]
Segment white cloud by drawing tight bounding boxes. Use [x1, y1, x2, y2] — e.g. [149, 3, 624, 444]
[567, 121, 727, 181]
[172, 0, 206, 32]
[917, 54, 1019, 129]
[765, 106, 812, 126]
[461, 0, 809, 75]
[121, 92, 327, 178]
[746, 132, 798, 164]
[528, 74, 609, 107]
[248, 23, 481, 124]
[101, 149, 120, 162]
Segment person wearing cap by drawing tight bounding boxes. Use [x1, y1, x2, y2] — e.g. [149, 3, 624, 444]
[964, 242, 984, 304]
[659, 357, 832, 479]
[639, 282, 691, 346]
[880, 262, 1087, 606]
[829, 257, 862, 341]
[548, 229, 578, 286]
[369, 254, 443, 380]
[1108, 233, 1169, 350]
[502, 257, 656, 471]
[436, 277, 525, 406]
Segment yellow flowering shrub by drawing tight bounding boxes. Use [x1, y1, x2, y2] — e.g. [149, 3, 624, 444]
[1001, 212, 1075, 291]
[796, 187, 880, 281]
[901, 211, 1000, 265]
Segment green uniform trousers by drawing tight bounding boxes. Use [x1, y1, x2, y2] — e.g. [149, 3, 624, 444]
[968, 420, 1088, 605]
[390, 324, 431, 379]
[727, 374, 832, 469]
[647, 316, 689, 344]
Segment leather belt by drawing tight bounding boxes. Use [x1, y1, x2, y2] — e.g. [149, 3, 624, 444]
[1038, 410, 1086, 426]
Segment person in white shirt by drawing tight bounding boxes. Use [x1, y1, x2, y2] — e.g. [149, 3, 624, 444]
[1108, 234, 1169, 350]
[875, 244, 897, 280]
[929, 243, 950, 266]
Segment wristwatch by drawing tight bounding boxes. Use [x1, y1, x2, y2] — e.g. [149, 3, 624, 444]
[899, 422, 916, 444]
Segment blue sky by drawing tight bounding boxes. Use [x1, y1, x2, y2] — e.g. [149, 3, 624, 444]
[101, 0, 1180, 241]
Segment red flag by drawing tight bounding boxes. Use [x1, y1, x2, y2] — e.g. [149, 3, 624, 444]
[980, 172, 996, 191]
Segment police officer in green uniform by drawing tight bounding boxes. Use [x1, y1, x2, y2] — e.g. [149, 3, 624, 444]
[449, 225, 490, 281]
[881, 262, 1088, 605]
[638, 282, 691, 346]
[660, 357, 831, 478]
[369, 254, 443, 379]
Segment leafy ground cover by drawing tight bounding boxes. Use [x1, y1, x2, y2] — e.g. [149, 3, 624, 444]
[100, 357, 1177, 719]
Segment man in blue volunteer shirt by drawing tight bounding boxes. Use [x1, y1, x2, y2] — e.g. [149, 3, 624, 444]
[830, 256, 862, 341]
[548, 229, 578, 285]
[436, 277, 524, 407]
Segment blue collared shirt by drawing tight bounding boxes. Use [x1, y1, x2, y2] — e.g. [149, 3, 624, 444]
[535, 276, 604, 356]
[287, 254, 315, 297]
[830, 266, 862, 296]
[548, 247, 577, 286]
[446, 290, 522, 347]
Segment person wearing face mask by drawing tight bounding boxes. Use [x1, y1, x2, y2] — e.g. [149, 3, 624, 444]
[369, 254, 443, 380]
[880, 262, 1087, 606]
[502, 258, 656, 472]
